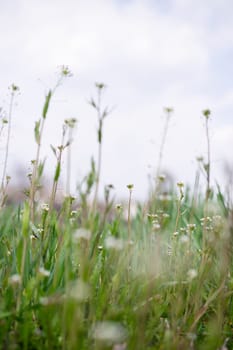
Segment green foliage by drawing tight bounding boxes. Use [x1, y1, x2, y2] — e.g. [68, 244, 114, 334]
[0, 73, 232, 350]
[42, 90, 52, 119]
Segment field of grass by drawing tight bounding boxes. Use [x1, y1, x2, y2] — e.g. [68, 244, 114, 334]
[0, 68, 233, 349]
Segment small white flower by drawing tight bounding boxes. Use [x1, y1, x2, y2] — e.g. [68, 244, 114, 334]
[115, 204, 123, 211]
[158, 174, 166, 182]
[68, 280, 90, 301]
[152, 220, 161, 231]
[73, 228, 91, 241]
[39, 297, 49, 306]
[173, 231, 179, 237]
[187, 224, 196, 231]
[187, 269, 198, 280]
[91, 321, 127, 344]
[180, 235, 189, 243]
[9, 274, 21, 285]
[105, 237, 124, 250]
[41, 203, 49, 212]
[38, 267, 50, 277]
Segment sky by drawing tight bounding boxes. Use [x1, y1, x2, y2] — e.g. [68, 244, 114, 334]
[0, 0, 233, 200]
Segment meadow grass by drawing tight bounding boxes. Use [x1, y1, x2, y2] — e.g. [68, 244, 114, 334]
[0, 70, 233, 350]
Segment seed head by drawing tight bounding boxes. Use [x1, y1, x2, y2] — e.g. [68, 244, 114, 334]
[202, 109, 211, 119]
[115, 203, 123, 211]
[41, 203, 49, 212]
[64, 118, 77, 128]
[164, 107, 174, 114]
[95, 82, 106, 90]
[158, 174, 166, 182]
[60, 65, 72, 77]
[177, 181, 184, 188]
[10, 84, 20, 93]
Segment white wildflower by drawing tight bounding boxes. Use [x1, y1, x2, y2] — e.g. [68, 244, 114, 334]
[38, 267, 50, 277]
[187, 269, 198, 280]
[9, 274, 21, 285]
[152, 220, 161, 231]
[73, 228, 91, 241]
[187, 224, 196, 231]
[41, 203, 49, 212]
[115, 204, 123, 211]
[105, 237, 124, 250]
[180, 235, 189, 243]
[91, 321, 127, 344]
[68, 280, 90, 301]
[39, 297, 49, 306]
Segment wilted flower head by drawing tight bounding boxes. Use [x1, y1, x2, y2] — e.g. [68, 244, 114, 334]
[177, 181, 184, 188]
[164, 107, 174, 114]
[95, 82, 106, 90]
[60, 65, 72, 77]
[202, 109, 211, 119]
[64, 118, 77, 128]
[158, 174, 166, 182]
[9, 84, 20, 93]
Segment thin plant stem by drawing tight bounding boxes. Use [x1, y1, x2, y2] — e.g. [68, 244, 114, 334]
[29, 116, 46, 221]
[66, 126, 72, 195]
[1, 86, 18, 191]
[205, 116, 211, 202]
[151, 107, 173, 207]
[174, 183, 184, 232]
[29, 66, 72, 221]
[49, 129, 66, 211]
[92, 89, 102, 215]
[202, 109, 211, 256]
[127, 184, 134, 241]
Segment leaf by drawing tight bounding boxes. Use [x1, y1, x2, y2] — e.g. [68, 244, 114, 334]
[50, 144, 57, 158]
[89, 98, 96, 109]
[22, 202, 30, 238]
[54, 162, 61, 182]
[38, 159, 46, 178]
[34, 120, 41, 144]
[42, 90, 52, 119]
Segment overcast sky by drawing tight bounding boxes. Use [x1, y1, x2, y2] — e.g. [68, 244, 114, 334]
[0, 0, 233, 200]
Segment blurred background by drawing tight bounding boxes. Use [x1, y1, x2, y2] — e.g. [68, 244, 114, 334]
[0, 0, 233, 201]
